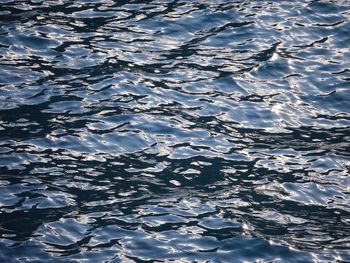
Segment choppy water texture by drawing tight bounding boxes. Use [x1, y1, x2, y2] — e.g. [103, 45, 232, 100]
[0, 0, 350, 262]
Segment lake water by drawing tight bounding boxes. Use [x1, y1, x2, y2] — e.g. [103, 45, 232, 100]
[0, 0, 350, 262]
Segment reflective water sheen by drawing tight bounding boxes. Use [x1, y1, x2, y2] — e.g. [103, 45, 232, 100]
[0, 0, 350, 262]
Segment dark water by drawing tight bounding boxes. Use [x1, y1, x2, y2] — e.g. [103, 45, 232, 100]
[0, 0, 350, 262]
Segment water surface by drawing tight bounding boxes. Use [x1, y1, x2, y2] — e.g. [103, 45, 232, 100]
[0, 0, 350, 262]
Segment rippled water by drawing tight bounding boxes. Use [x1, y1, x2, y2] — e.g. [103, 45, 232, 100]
[0, 0, 350, 262]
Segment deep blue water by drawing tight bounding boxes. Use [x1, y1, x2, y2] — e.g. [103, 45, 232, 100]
[0, 0, 350, 262]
